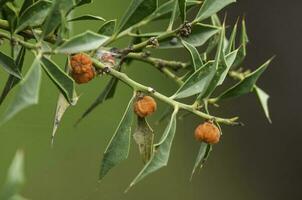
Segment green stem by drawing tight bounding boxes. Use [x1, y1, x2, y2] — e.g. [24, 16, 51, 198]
[0, 31, 37, 49]
[92, 58, 239, 126]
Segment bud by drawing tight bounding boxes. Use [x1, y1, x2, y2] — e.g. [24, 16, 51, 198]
[134, 96, 157, 118]
[70, 53, 95, 84]
[194, 121, 220, 144]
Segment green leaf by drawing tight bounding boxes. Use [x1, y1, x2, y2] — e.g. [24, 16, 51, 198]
[159, 24, 219, 49]
[0, 0, 10, 8]
[194, 0, 236, 22]
[2, 3, 18, 32]
[232, 19, 248, 68]
[173, 62, 216, 99]
[20, 0, 34, 15]
[117, 0, 158, 33]
[0, 51, 22, 79]
[42, 0, 75, 38]
[51, 93, 72, 146]
[133, 117, 154, 164]
[55, 31, 109, 54]
[217, 59, 272, 100]
[254, 86, 272, 123]
[76, 77, 118, 125]
[173, 26, 225, 99]
[190, 142, 211, 180]
[41, 56, 75, 104]
[15, 0, 52, 33]
[127, 108, 178, 190]
[216, 49, 239, 85]
[149, 0, 200, 21]
[0, 150, 25, 200]
[178, 0, 186, 22]
[0, 47, 26, 105]
[99, 94, 136, 180]
[98, 20, 116, 36]
[197, 24, 226, 99]
[68, 14, 105, 22]
[225, 20, 238, 53]
[0, 58, 42, 125]
[75, 0, 93, 7]
[181, 40, 203, 71]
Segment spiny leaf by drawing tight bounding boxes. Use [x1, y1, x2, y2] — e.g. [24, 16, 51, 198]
[0, 51, 22, 79]
[159, 24, 219, 48]
[117, 0, 158, 33]
[76, 77, 118, 125]
[181, 39, 203, 71]
[99, 94, 136, 180]
[217, 49, 239, 85]
[127, 108, 178, 190]
[19, 0, 34, 15]
[190, 142, 211, 180]
[0, 150, 25, 200]
[98, 20, 116, 36]
[0, 58, 41, 125]
[75, 0, 93, 7]
[149, 0, 200, 22]
[226, 20, 238, 54]
[0, 47, 26, 105]
[178, 0, 186, 22]
[15, 0, 52, 33]
[133, 117, 154, 164]
[232, 18, 249, 68]
[68, 14, 105, 22]
[173, 62, 216, 99]
[254, 86, 272, 123]
[51, 93, 71, 147]
[217, 58, 272, 100]
[55, 31, 109, 54]
[194, 0, 236, 22]
[41, 0, 75, 38]
[41, 56, 75, 104]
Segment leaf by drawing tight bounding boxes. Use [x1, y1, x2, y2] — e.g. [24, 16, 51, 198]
[159, 24, 219, 49]
[254, 86, 272, 123]
[190, 142, 211, 180]
[225, 20, 238, 54]
[133, 117, 154, 164]
[41, 56, 75, 104]
[2, 3, 18, 32]
[68, 14, 105, 22]
[232, 19, 248, 68]
[99, 94, 136, 180]
[194, 0, 236, 22]
[0, 58, 42, 124]
[51, 93, 71, 146]
[76, 77, 118, 125]
[149, 0, 200, 22]
[173, 62, 216, 99]
[181, 40, 203, 71]
[0, 51, 22, 79]
[178, 0, 186, 22]
[98, 20, 116, 36]
[20, 0, 34, 15]
[117, 0, 158, 33]
[173, 26, 225, 99]
[0, 150, 25, 200]
[55, 31, 109, 54]
[0, 47, 26, 105]
[75, 0, 92, 7]
[216, 48, 239, 85]
[217, 58, 272, 100]
[42, 0, 75, 38]
[197, 24, 226, 99]
[15, 0, 52, 33]
[127, 108, 178, 190]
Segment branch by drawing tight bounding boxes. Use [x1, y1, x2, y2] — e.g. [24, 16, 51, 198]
[92, 58, 240, 126]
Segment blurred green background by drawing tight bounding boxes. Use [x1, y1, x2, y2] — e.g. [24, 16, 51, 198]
[0, 0, 301, 200]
